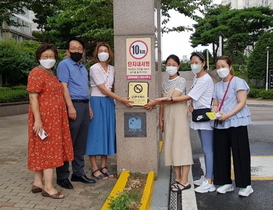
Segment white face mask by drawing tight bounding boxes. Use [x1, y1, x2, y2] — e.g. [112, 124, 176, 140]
[166, 66, 178, 76]
[39, 59, 56, 69]
[191, 64, 202, 74]
[217, 68, 230, 78]
[98, 52, 109, 62]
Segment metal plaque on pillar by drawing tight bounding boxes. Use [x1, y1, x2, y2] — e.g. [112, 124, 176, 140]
[128, 81, 149, 106]
[124, 112, 146, 137]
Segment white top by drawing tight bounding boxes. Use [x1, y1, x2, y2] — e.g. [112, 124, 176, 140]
[90, 63, 115, 97]
[162, 76, 186, 95]
[188, 73, 214, 130]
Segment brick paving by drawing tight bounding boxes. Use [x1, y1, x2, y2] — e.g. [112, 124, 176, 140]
[0, 114, 117, 210]
[1, 71, 272, 210]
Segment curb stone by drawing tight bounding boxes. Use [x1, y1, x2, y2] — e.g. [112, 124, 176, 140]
[101, 171, 155, 210]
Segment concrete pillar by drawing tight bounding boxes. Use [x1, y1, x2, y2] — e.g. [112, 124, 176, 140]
[114, 0, 160, 174]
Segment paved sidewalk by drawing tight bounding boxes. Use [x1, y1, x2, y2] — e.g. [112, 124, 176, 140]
[1, 71, 272, 210]
[0, 114, 117, 210]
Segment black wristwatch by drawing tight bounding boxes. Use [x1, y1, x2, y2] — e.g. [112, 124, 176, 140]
[170, 96, 173, 102]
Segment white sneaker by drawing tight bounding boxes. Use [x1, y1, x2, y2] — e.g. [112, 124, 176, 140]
[238, 185, 254, 197]
[193, 175, 206, 186]
[195, 179, 216, 193]
[216, 184, 234, 194]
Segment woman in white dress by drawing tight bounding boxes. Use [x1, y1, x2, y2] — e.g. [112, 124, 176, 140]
[159, 54, 193, 192]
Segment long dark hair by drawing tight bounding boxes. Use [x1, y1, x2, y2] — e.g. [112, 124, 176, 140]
[190, 52, 207, 70]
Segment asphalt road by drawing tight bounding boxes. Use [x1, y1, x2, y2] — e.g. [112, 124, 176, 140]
[191, 106, 273, 210]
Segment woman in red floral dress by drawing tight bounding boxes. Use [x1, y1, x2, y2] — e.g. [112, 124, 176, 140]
[27, 44, 73, 199]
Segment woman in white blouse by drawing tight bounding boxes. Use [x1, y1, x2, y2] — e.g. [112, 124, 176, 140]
[86, 42, 132, 180]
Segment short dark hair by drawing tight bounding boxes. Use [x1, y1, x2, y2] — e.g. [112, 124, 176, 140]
[66, 37, 85, 50]
[165, 54, 180, 75]
[93, 42, 114, 63]
[35, 44, 58, 63]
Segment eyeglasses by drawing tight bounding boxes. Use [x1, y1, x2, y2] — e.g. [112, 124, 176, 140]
[41, 55, 55, 59]
[69, 48, 84, 53]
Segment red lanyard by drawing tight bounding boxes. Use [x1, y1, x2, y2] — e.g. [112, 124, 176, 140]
[218, 76, 234, 112]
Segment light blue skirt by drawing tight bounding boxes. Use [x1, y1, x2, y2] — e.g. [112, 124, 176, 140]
[86, 96, 116, 156]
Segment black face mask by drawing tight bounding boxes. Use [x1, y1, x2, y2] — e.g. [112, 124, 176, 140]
[70, 52, 83, 62]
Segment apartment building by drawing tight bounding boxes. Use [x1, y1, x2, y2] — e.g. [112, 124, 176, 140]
[221, 0, 273, 9]
[0, 8, 35, 41]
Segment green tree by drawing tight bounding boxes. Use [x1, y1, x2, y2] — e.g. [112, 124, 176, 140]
[248, 32, 273, 82]
[190, 6, 273, 63]
[32, 0, 213, 50]
[27, 0, 60, 43]
[0, 0, 32, 30]
[42, 0, 114, 53]
[0, 39, 39, 85]
[161, 0, 212, 33]
[219, 7, 273, 63]
[190, 4, 231, 61]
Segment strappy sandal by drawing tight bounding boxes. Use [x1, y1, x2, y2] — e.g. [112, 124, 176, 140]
[171, 181, 180, 192]
[171, 181, 191, 192]
[41, 190, 64, 199]
[100, 167, 114, 178]
[92, 169, 108, 180]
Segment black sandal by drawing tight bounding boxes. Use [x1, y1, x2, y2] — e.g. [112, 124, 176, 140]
[171, 181, 181, 192]
[171, 181, 191, 192]
[92, 169, 108, 180]
[100, 167, 114, 178]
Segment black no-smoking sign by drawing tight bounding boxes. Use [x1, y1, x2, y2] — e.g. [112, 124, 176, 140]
[134, 84, 143, 93]
[128, 82, 149, 106]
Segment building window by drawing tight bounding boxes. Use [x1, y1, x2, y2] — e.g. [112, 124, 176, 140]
[11, 33, 19, 41]
[23, 8, 29, 18]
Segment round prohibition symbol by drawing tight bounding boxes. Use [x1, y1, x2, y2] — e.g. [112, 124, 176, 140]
[134, 84, 143, 93]
[129, 40, 148, 59]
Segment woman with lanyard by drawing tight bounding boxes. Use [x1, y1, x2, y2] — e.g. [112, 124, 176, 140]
[212, 56, 253, 197]
[144, 52, 215, 193]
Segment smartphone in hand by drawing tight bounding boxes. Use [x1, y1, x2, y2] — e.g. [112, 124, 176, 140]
[38, 129, 48, 140]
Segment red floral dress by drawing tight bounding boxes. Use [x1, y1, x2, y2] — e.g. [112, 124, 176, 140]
[27, 67, 74, 171]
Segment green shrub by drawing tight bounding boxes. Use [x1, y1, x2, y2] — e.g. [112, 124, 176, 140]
[248, 88, 263, 98]
[248, 83, 263, 89]
[0, 90, 29, 103]
[259, 89, 273, 99]
[0, 87, 12, 91]
[11, 85, 27, 90]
